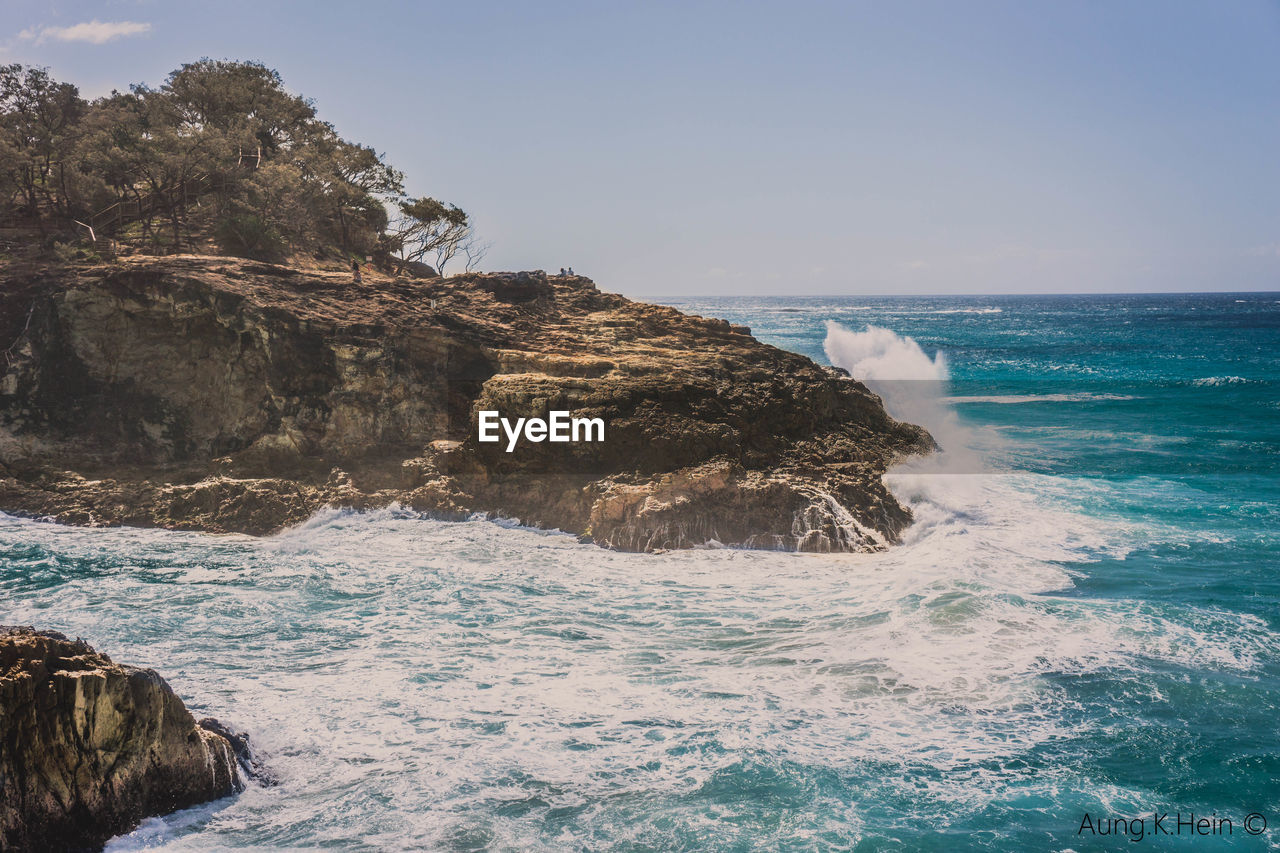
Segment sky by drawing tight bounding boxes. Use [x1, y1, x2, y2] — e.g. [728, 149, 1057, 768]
[3, 0, 1279, 296]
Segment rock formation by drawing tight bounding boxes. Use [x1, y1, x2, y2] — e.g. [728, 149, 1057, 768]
[0, 627, 244, 852]
[0, 255, 933, 551]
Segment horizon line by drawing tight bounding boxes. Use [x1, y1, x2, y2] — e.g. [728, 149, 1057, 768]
[643, 288, 1280, 300]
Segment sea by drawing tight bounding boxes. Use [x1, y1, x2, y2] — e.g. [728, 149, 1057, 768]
[2, 292, 1277, 851]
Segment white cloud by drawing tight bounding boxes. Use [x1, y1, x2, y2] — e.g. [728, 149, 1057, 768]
[20, 20, 152, 45]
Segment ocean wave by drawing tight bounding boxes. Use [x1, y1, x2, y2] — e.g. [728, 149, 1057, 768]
[843, 306, 1005, 316]
[1006, 426, 1193, 445]
[3, 463, 1275, 850]
[944, 393, 1138, 404]
[1, 319, 1274, 850]
[822, 321, 949, 383]
[822, 320, 984, 469]
[757, 306, 874, 313]
[1191, 375, 1253, 386]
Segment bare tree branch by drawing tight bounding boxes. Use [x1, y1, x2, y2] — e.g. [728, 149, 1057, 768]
[462, 234, 490, 273]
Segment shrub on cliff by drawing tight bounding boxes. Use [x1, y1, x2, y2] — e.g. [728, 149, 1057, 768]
[214, 212, 287, 260]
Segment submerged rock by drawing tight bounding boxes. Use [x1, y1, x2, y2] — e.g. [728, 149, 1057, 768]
[0, 255, 934, 552]
[0, 627, 244, 852]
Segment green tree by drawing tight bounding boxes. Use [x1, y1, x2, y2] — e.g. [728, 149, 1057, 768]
[0, 64, 88, 228]
[77, 87, 229, 248]
[159, 59, 315, 151]
[391, 196, 470, 275]
[0, 59, 483, 266]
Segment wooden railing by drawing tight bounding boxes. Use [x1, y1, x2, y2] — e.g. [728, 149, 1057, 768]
[88, 173, 218, 236]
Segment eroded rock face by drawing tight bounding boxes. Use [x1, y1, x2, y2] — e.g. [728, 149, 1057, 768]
[0, 627, 242, 853]
[0, 255, 934, 552]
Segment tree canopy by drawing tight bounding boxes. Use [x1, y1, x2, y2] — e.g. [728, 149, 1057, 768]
[0, 59, 476, 268]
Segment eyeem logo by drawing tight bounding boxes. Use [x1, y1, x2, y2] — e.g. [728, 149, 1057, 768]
[478, 410, 605, 452]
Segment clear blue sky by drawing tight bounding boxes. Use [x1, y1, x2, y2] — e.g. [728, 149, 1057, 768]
[4, 1, 1278, 295]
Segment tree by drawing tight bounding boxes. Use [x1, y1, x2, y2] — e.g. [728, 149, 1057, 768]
[390, 196, 469, 275]
[213, 162, 306, 258]
[159, 59, 315, 151]
[301, 129, 403, 253]
[77, 87, 230, 249]
[461, 233, 491, 272]
[0, 60, 488, 266]
[0, 64, 88, 228]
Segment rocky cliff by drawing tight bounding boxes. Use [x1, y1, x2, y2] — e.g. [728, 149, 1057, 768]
[0, 255, 933, 551]
[0, 627, 244, 852]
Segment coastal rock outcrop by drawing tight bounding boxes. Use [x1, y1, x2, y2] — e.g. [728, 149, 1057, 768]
[0, 255, 933, 551]
[0, 627, 243, 852]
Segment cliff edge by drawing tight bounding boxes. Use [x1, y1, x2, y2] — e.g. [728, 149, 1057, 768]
[0, 255, 932, 551]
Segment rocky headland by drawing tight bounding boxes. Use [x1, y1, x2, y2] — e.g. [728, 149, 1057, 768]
[0, 255, 933, 551]
[0, 627, 249, 852]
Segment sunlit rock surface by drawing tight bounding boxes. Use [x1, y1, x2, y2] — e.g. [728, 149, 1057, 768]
[0, 627, 242, 852]
[0, 256, 932, 551]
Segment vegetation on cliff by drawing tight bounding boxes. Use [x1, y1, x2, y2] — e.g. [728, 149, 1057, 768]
[0, 60, 478, 270]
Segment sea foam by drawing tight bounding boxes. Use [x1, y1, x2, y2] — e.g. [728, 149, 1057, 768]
[2, 309, 1275, 850]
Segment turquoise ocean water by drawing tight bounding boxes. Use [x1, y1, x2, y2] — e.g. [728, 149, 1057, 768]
[2, 292, 1277, 850]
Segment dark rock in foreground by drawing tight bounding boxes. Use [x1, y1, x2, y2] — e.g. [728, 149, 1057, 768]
[0, 627, 243, 853]
[0, 255, 933, 551]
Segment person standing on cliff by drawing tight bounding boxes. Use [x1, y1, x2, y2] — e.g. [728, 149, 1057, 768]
[351, 257, 362, 285]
